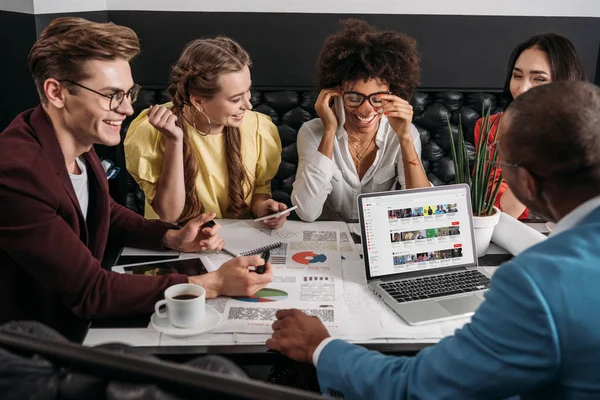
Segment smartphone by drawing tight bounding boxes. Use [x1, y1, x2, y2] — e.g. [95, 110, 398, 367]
[333, 95, 346, 129]
[114, 254, 180, 266]
[253, 205, 298, 222]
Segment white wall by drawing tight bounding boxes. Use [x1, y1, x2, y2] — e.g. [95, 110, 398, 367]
[0, 0, 34, 14]
[33, 0, 105, 14]
[5, 0, 599, 17]
[106, 0, 600, 17]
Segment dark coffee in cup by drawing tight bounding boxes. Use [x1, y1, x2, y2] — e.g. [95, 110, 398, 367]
[155, 284, 206, 328]
[173, 294, 198, 300]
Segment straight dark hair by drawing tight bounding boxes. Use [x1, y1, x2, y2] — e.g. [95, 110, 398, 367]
[502, 33, 587, 105]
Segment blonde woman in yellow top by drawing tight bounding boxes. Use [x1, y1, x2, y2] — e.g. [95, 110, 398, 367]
[124, 37, 288, 228]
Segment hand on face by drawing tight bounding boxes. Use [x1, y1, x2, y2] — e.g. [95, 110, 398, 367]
[173, 213, 224, 252]
[266, 309, 331, 364]
[255, 199, 289, 229]
[377, 94, 414, 140]
[148, 104, 184, 141]
[315, 89, 342, 134]
[206, 255, 273, 298]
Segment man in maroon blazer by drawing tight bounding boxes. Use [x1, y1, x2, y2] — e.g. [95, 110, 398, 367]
[0, 17, 273, 341]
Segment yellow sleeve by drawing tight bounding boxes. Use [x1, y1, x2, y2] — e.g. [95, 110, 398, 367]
[253, 113, 282, 196]
[123, 108, 166, 204]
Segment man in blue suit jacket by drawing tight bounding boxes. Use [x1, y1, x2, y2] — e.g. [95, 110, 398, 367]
[267, 81, 600, 399]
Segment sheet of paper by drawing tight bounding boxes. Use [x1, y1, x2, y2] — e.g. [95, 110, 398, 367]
[386, 338, 439, 344]
[82, 328, 160, 347]
[439, 316, 472, 338]
[347, 223, 361, 238]
[213, 251, 344, 334]
[492, 212, 547, 256]
[342, 259, 367, 284]
[159, 333, 236, 346]
[234, 333, 271, 344]
[230, 334, 402, 346]
[341, 280, 443, 339]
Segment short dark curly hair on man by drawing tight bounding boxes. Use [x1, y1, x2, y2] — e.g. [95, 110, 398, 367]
[317, 19, 421, 100]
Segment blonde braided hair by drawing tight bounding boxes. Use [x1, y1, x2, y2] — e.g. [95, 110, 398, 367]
[168, 37, 251, 222]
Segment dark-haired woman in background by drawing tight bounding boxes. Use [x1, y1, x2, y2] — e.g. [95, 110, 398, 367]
[476, 33, 587, 219]
[124, 37, 288, 228]
[291, 19, 430, 222]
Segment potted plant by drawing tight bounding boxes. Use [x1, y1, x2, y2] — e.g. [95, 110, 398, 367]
[447, 107, 503, 256]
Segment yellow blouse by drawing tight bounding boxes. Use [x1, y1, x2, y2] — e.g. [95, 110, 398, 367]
[124, 103, 282, 219]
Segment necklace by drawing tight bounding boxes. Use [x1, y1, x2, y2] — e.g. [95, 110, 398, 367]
[347, 130, 378, 178]
[347, 131, 376, 161]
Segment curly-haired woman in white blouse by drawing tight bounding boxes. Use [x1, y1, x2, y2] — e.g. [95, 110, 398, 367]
[291, 19, 430, 221]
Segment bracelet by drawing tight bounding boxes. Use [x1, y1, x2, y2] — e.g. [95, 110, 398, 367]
[402, 155, 420, 167]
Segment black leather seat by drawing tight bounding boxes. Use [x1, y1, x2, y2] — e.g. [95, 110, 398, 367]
[94, 88, 505, 215]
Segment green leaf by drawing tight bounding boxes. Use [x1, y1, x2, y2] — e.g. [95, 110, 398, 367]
[447, 103, 503, 216]
[447, 117, 462, 184]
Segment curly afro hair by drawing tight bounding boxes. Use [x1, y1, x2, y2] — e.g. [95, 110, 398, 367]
[317, 19, 421, 100]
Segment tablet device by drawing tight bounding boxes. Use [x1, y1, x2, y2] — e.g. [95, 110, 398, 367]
[117, 258, 209, 276]
[114, 254, 180, 266]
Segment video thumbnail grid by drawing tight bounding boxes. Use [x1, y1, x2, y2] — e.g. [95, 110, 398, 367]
[388, 203, 458, 219]
[390, 225, 461, 243]
[393, 247, 463, 265]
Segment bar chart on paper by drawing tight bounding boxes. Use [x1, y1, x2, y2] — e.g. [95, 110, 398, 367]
[233, 288, 289, 303]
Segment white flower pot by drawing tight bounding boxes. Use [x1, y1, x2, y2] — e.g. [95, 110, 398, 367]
[472, 207, 501, 257]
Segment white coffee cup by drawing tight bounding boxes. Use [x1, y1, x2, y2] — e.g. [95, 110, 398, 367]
[154, 284, 206, 328]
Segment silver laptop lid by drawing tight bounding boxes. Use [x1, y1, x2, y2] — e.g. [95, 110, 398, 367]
[357, 184, 478, 282]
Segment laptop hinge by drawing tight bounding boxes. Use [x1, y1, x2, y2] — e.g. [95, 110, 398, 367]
[380, 266, 468, 282]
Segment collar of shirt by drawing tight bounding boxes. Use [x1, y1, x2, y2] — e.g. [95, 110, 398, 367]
[550, 195, 600, 236]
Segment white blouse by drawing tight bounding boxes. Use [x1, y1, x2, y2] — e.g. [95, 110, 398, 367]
[291, 116, 423, 221]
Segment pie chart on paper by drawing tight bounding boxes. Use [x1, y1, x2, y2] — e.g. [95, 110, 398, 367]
[233, 288, 288, 302]
[292, 251, 328, 265]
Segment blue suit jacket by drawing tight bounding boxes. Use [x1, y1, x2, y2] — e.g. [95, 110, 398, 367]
[317, 206, 600, 399]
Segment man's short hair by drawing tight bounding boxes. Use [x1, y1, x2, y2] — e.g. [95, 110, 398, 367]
[503, 81, 600, 185]
[28, 17, 140, 104]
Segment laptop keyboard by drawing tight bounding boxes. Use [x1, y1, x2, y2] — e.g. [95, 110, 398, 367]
[379, 270, 491, 303]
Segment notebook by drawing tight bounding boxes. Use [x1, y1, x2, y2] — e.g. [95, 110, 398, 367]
[219, 221, 283, 256]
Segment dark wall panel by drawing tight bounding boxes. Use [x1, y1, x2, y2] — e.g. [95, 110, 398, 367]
[0, 11, 38, 131]
[35, 10, 109, 36]
[2, 10, 599, 130]
[108, 11, 599, 90]
[0, 10, 110, 131]
[596, 44, 600, 85]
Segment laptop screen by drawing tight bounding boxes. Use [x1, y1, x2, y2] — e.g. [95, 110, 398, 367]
[358, 185, 477, 280]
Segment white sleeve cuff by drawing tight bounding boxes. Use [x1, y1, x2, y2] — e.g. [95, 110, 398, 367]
[312, 337, 336, 367]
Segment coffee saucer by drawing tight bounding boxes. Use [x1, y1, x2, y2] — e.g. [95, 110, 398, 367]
[150, 305, 221, 338]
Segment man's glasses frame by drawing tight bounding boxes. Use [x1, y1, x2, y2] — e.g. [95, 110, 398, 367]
[342, 91, 391, 109]
[485, 158, 548, 196]
[59, 80, 141, 111]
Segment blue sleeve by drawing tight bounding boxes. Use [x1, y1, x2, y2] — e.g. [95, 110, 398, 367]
[316, 262, 560, 400]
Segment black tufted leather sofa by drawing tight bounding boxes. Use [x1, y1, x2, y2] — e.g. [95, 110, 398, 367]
[94, 88, 506, 215]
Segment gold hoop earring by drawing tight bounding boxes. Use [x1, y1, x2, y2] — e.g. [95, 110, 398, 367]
[192, 107, 211, 136]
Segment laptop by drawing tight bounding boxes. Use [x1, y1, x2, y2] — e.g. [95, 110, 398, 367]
[357, 184, 491, 325]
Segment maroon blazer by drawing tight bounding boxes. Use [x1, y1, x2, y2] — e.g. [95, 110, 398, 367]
[0, 107, 187, 340]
